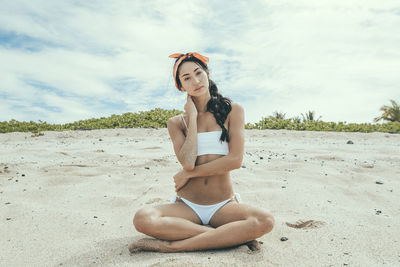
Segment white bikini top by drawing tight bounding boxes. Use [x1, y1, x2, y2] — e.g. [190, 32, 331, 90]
[181, 114, 229, 156]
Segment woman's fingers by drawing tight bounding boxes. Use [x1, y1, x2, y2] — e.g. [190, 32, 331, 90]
[175, 182, 182, 192]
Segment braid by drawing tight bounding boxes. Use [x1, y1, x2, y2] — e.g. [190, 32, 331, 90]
[206, 80, 232, 142]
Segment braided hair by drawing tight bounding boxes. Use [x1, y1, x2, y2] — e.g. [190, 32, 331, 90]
[175, 57, 232, 143]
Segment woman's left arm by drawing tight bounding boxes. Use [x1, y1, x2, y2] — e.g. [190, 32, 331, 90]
[177, 103, 245, 180]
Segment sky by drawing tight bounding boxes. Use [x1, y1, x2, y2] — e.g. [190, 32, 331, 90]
[0, 0, 399, 124]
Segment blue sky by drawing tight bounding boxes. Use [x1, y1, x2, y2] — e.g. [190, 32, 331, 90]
[1, 0, 399, 124]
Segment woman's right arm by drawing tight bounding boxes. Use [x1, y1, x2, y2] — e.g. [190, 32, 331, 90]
[167, 114, 198, 171]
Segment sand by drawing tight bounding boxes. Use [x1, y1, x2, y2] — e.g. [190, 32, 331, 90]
[1, 128, 399, 266]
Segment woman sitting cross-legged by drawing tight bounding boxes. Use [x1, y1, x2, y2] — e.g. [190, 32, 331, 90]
[128, 52, 274, 253]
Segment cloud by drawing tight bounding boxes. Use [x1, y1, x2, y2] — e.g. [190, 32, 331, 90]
[0, 0, 399, 124]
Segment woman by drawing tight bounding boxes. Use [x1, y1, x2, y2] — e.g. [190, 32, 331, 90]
[128, 52, 274, 253]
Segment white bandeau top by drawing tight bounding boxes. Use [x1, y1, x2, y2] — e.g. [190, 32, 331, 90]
[181, 114, 229, 156]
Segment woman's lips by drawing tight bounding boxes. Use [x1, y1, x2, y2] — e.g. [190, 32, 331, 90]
[195, 86, 203, 91]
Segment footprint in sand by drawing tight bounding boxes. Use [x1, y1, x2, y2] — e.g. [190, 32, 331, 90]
[285, 220, 326, 229]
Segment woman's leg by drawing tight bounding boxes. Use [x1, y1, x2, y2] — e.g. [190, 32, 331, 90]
[130, 202, 274, 252]
[132, 200, 211, 241]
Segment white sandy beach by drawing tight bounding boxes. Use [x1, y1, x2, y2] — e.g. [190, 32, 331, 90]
[1, 128, 399, 266]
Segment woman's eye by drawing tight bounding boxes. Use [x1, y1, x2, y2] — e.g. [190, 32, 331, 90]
[183, 72, 201, 81]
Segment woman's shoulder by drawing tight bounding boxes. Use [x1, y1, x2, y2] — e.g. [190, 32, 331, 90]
[167, 113, 186, 130]
[230, 102, 244, 111]
[227, 102, 244, 128]
[229, 102, 244, 117]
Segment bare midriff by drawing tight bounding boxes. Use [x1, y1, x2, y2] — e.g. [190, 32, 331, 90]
[176, 154, 234, 205]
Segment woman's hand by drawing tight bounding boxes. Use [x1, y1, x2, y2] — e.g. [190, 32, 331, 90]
[184, 94, 198, 118]
[173, 169, 191, 192]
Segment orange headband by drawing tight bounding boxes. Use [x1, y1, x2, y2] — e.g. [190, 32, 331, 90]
[169, 52, 209, 89]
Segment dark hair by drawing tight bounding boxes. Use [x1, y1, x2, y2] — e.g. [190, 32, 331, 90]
[175, 56, 232, 142]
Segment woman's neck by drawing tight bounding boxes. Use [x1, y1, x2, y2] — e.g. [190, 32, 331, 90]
[192, 93, 211, 113]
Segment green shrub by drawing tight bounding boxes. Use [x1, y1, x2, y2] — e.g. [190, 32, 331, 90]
[244, 117, 400, 133]
[1, 109, 399, 134]
[0, 108, 182, 133]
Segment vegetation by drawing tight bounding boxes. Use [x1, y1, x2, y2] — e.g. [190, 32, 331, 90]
[245, 116, 400, 133]
[374, 99, 400, 123]
[301, 110, 322, 122]
[0, 108, 182, 134]
[1, 107, 399, 134]
[272, 111, 286, 120]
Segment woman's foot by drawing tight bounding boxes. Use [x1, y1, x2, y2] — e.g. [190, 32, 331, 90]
[245, 239, 262, 251]
[128, 238, 175, 253]
[128, 238, 262, 253]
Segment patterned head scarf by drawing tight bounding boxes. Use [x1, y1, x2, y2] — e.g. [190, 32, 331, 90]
[168, 52, 209, 89]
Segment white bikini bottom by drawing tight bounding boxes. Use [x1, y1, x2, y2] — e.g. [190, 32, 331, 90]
[171, 193, 241, 225]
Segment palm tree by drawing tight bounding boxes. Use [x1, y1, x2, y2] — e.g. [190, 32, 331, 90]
[374, 99, 400, 122]
[291, 116, 302, 123]
[301, 111, 322, 122]
[272, 111, 286, 119]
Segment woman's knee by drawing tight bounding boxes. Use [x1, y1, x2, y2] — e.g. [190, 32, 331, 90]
[133, 207, 161, 234]
[253, 211, 274, 237]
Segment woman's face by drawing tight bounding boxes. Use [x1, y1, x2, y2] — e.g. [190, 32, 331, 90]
[178, 61, 209, 96]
